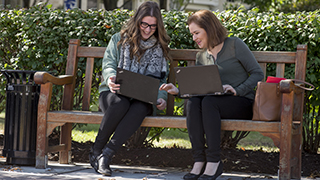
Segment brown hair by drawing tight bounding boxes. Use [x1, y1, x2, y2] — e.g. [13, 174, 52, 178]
[187, 9, 228, 49]
[118, 1, 170, 61]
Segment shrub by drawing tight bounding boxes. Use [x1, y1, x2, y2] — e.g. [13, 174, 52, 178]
[0, 4, 319, 152]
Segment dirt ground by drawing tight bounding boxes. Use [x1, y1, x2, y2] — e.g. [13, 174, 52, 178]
[67, 140, 320, 178]
[1, 134, 320, 178]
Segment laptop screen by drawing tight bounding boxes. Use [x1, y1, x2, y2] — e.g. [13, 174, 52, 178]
[174, 65, 226, 97]
[115, 68, 160, 104]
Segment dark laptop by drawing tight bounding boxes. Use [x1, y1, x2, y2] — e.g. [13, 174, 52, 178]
[115, 68, 160, 105]
[174, 65, 233, 98]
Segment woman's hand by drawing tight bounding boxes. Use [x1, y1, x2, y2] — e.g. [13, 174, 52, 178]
[108, 76, 120, 93]
[156, 98, 166, 110]
[159, 83, 179, 95]
[222, 84, 236, 95]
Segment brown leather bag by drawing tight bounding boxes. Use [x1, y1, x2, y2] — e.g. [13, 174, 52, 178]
[252, 79, 314, 121]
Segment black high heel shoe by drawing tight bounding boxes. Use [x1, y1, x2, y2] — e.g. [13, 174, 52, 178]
[183, 172, 201, 180]
[183, 163, 206, 180]
[198, 161, 223, 180]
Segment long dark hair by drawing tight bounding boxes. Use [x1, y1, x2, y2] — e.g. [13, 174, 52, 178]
[118, 1, 170, 61]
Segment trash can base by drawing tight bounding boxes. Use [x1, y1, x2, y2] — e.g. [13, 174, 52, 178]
[6, 157, 35, 166]
[2, 149, 36, 165]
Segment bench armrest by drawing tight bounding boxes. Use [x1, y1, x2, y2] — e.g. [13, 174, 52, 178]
[34, 71, 74, 85]
[279, 79, 305, 94]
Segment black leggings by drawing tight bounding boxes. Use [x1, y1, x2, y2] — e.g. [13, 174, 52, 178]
[93, 91, 152, 152]
[186, 95, 253, 162]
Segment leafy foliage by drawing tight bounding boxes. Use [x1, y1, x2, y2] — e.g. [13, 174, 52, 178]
[0, 5, 319, 152]
[230, 0, 320, 13]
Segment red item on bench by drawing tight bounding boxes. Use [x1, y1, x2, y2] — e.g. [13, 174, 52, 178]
[266, 76, 287, 83]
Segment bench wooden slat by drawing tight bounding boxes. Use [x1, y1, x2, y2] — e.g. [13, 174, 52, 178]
[77, 47, 296, 64]
[170, 49, 199, 60]
[60, 39, 80, 164]
[169, 50, 296, 63]
[258, 63, 267, 81]
[276, 63, 285, 77]
[167, 60, 179, 116]
[252, 51, 296, 63]
[48, 144, 66, 153]
[82, 57, 94, 111]
[47, 111, 281, 132]
[77, 46, 106, 58]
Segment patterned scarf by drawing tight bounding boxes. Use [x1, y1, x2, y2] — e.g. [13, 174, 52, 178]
[118, 35, 167, 79]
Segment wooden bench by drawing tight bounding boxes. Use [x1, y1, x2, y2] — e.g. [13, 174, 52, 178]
[34, 39, 307, 180]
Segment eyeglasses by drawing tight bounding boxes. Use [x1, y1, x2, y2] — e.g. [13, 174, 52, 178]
[141, 22, 157, 30]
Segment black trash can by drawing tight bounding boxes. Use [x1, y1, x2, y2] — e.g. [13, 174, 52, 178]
[0, 70, 40, 165]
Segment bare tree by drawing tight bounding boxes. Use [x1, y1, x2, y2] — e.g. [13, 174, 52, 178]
[103, 0, 117, 10]
[169, 0, 190, 10]
[103, 0, 133, 10]
[32, 0, 49, 7]
[23, 0, 30, 8]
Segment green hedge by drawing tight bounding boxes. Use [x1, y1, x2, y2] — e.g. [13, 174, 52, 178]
[1, 4, 319, 152]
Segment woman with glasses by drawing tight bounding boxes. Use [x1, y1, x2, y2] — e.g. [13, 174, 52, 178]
[89, 1, 170, 176]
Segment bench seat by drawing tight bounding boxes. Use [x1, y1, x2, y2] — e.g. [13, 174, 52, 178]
[47, 110, 286, 133]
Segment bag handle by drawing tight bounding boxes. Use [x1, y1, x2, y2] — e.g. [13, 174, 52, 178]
[286, 79, 315, 91]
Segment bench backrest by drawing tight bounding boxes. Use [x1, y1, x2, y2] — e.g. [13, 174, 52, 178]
[64, 39, 307, 121]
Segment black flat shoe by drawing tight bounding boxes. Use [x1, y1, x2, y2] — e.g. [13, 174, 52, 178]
[183, 172, 201, 180]
[89, 145, 100, 173]
[198, 162, 223, 180]
[97, 147, 115, 176]
[97, 154, 112, 176]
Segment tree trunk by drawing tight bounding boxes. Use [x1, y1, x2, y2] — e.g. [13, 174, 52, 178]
[125, 127, 152, 148]
[23, 0, 30, 8]
[6, 0, 19, 8]
[0, 95, 5, 113]
[103, 0, 117, 10]
[221, 130, 250, 149]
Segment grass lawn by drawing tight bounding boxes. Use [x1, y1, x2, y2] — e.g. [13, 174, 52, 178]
[0, 112, 4, 134]
[72, 124, 100, 143]
[71, 123, 278, 152]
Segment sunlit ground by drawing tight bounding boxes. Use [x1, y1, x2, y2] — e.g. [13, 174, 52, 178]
[71, 124, 279, 152]
[0, 112, 4, 135]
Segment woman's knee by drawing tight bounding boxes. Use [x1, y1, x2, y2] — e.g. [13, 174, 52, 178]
[201, 96, 219, 109]
[100, 92, 130, 112]
[187, 97, 202, 110]
[131, 100, 152, 115]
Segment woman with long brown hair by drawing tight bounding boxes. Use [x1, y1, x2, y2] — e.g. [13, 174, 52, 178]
[90, 1, 170, 176]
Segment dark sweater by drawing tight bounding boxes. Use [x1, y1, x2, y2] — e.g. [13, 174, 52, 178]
[196, 37, 264, 100]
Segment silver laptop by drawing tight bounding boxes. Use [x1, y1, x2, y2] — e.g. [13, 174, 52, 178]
[174, 65, 233, 98]
[115, 68, 160, 105]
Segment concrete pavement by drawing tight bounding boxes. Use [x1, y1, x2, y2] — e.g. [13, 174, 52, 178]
[0, 157, 315, 180]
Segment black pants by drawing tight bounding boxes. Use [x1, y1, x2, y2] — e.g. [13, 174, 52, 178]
[186, 95, 253, 162]
[93, 91, 152, 152]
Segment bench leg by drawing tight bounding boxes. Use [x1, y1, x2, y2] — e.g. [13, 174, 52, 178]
[36, 117, 48, 168]
[279, 92, 294, 180]
[36, 130, 48, 169]
[36, 83, 52, 169]
[291, 126, 302, 179]
[59, 123, 72, 164]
